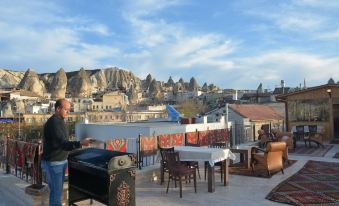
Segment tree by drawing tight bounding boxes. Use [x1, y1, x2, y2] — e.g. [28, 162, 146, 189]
[177, 100, 208, 117]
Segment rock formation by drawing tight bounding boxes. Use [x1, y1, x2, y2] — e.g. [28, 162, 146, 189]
[328, 78, 335, 85]
[167, 76, 175, 87]
[149, 79, 160, 97]
[202, 82, 209, 92]
[127, 84, 139, 104]
[188, 77, 199, 92]
[104, 68, 141, 91]
[67, 68, 92, 98]
[89, 69, 107, 92]
[50, 68, 67, 99]
[0, 69, 24, 88]
[17, 68, 46, 96]
[143, 74, 153, 91]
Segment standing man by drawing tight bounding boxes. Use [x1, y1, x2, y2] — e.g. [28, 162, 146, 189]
[41, 99, 92, 206]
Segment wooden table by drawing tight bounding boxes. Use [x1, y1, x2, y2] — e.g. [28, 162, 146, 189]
[174, 146, 236, 192]
[230, 146, 252, 169]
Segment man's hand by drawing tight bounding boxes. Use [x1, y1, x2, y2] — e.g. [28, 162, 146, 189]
[80, 138, 95, 147]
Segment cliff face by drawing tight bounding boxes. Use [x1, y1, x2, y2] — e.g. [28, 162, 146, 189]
[104, 67, 141, 91]
[90, 69, 107, 91]
[0, 69, 24, 88]
[17, 68, 46, 96]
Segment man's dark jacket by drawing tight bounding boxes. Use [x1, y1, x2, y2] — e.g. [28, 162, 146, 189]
[42, 114, 80, 161]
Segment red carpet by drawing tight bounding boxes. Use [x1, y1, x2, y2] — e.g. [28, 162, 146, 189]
[266, 160, 339, 205]
[229, 160, 297, 178]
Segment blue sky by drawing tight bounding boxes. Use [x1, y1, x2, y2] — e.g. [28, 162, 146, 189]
[1, 0, 339, 90]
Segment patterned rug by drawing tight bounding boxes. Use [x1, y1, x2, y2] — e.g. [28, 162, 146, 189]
[229, 160, 297, 178]
[266, 160, 339, 206]
[289, 145, 333, 157]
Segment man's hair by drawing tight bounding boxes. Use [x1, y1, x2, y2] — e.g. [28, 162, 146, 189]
[55, 99, 66, 111]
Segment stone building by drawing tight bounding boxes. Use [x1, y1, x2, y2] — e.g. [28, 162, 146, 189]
[276, 83, 339, 141]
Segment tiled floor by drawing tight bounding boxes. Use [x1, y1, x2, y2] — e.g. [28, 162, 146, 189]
[1, 143, 338, 206]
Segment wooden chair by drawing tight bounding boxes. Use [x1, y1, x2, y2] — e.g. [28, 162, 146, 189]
[250, 142, 286, 177]
[159, 147, 175, 185]
[308, 125, 324, 148]
[166, 152, 197, 198]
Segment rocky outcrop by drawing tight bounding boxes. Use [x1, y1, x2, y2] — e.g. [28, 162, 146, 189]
[143, 74, 153, 91]
[50, 68, 67, 99]
[17, 68, 46, 96]
[173, 82, 184, 94]
[67, 68, 92, 98]
[90, 69, 107, 92]
[127, 85, 139, 104]
[0, 69, 24, 88]
[328, 78, 335, 85]
[202, 82, 209, 92]
[167, 76, 175, 87]
[208, 83, 219, 92]
[104, 68, 141, 91]
[149, 79, 160, 97]
[188, 77, 199, 92]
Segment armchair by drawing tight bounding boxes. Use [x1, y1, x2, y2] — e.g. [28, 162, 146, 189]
[250, 142, 286, 177]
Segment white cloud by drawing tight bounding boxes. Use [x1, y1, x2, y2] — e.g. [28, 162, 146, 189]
[0, 0, 118, 72]
[118, 0, 237, 84]
[76, 24, 111, 36]
[276, 14, 323, 30]
[296, 0, 339, 8]
[122, 0, 184, 17]
[234, 51, 339, 88]
[317, 29, 339, 40]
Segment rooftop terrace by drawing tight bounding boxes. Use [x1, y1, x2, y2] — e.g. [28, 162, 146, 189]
[1, 143, 338, 206]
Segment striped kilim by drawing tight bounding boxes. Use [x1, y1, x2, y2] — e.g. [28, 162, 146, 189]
[266, 160, 339, 205]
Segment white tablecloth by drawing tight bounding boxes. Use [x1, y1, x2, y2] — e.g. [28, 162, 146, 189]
[174, 146, 236, 166]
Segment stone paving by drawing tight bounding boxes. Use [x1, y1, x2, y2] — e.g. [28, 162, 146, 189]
[1, 143, 338, 206]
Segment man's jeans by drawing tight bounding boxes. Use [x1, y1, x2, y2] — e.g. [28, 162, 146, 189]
[41, 160, 67, 206]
